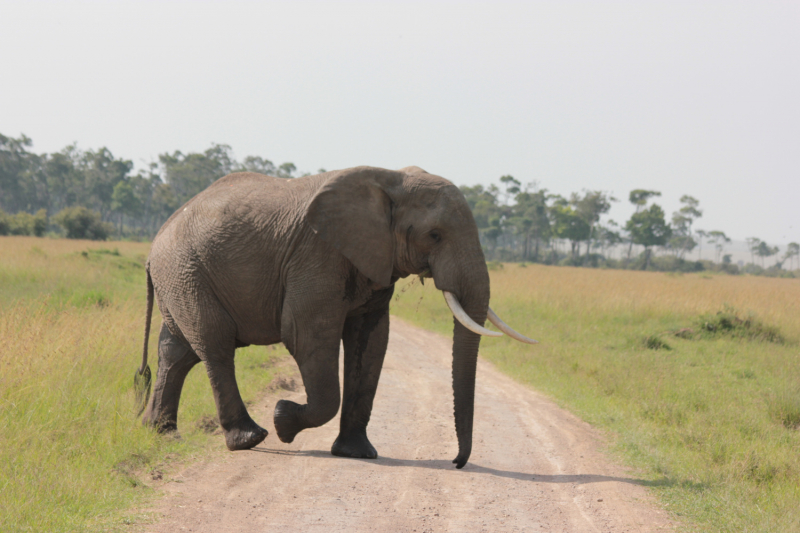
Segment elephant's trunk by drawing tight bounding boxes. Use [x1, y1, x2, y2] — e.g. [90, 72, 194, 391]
[451, 317, 483, 469]
[438, 257, 491, 469]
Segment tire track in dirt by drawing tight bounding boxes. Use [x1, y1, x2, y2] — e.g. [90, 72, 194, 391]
[143, 317, 675, 532]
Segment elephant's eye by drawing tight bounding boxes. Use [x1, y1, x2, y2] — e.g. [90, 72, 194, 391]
[429, 230, 442, 243]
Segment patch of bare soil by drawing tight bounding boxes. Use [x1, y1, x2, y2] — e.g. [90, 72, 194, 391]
[142, 318, 675, 532]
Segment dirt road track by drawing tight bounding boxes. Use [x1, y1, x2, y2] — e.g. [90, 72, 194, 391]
[145, 318, 675, 532]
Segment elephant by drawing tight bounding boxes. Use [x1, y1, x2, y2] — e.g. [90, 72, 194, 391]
[134, 165, 535, 469]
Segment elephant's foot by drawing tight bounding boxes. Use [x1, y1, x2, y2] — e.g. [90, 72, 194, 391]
[223, 417, 268, 451]
[331, 428, 378, 459]
[273, 399, 307, 443]
[142, 409, 178, 434]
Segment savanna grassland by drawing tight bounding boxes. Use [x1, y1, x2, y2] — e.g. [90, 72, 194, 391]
[3, 237, 799, 533]
[393, 264, 800, 532]
[0, 236, 288, 532]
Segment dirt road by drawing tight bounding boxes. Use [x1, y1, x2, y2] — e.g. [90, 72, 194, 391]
[145, 318, 674, 532]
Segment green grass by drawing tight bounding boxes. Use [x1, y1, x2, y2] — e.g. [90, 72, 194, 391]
[5, 237, 800, 532]
[0, 236, 288, 532]
[391, 264, 800, 532]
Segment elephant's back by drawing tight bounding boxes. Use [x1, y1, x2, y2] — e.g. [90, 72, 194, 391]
[148, 172, 325, 343]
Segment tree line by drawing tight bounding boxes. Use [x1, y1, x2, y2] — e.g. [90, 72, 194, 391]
[1, 132, 797, 275]
[0, 133, 304, 240]
[460, 175, 798, 275]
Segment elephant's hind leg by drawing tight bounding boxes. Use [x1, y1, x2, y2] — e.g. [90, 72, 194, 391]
[142, 322, 201, 433]
[332, 308, 390, 459]
[195, 330, 269, 451]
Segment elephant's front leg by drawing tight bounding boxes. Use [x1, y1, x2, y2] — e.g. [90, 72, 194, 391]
[273, 329, 343, 444]
[332, 307, 390, 459]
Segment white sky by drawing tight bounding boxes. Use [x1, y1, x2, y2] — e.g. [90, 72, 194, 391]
[1, 1, 798, 244]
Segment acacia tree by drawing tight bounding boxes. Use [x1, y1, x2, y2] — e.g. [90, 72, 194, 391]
[111, 180, 142, 237]
[625, 189, 661, 261]
[756, 241, 780, 267]
[669, 195, 702, 259]
[785, 242, 800, 270]
[695, 229, 708, 260]
[707, 230, 731, 263]
[594, 220, 623, 258]
[549, 195, 590, 260]
[512, 189, 550, 261]
[746, 237, 761, 265]
[498, 175, 521, 206]
[572, 190, 615, 257]
[625, 204, 672, 269]
[239, 156, 276, 175]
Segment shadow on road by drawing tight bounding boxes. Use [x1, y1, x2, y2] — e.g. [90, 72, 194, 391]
[248, 447, 668, 487]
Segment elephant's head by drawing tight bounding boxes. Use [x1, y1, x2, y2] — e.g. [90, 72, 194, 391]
[307, 166, 535, 468]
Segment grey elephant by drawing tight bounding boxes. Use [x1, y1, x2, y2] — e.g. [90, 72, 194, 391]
[135, 166, 534, 468]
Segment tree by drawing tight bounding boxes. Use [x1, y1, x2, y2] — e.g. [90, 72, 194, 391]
[549, 195, 590, 259]
[159, 144, 236, 204]
[595, 221, 623, 258]
[695, 229, 708, 260]
[625, 204, 672, 269]
[79, 147, 133, 220]
[669, 195, 702, 259]
[755, 241, 779, 267]
[277, 162, 297, 179]
[511, 189, 550, 261]
[625, 189, 661, 261]
[707, 230, 731, 263]
[111, 180, 142, 237]
[461, 184, 504, 257]
[42, 147, 83, 214]
[498, 175, 521, 205]
[784, 242, 800, 270]
[746, 237, 761, 265]
[239, 156, 276, 176]
[678, 195, 702, 224]
[0, 133, 37, 212]
[571, 190, 615, 257]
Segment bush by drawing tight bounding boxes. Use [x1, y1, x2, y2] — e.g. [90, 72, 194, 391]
[53, 207, 113, 240]
[698, 306, 784, 344]
[0, 209, 48, 236]
[648, 255, 704, 273]
[0, 210, 9, 235]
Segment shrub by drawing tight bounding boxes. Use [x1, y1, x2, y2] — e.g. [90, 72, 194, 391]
[643, 335, 671, 350]
[53, 206, 113, 240]
[698, 306, 784, 343]
[0, 209, 48, 236]
[0, 209, 10, 235]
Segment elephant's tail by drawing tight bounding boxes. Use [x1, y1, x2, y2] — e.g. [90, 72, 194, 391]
[134, 263, 153, 416]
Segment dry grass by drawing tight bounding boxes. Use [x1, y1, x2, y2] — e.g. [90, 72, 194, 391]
[0, 236, 287, 532]
[5, 236, 799, 532]
[393, 264, 800, 533]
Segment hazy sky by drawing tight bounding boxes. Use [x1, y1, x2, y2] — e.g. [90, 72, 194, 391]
[2, 1, 798, 244]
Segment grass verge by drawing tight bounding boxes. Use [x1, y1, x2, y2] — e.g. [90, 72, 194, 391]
[391, 264, 800, 532]
[0, 236, 288, 532]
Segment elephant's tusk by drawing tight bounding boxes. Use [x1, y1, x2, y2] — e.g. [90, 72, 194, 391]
[487, 307, 538, 344]
[442, 291, 502, 337]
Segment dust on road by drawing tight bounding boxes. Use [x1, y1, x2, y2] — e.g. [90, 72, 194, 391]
[144, 318, 675, 532]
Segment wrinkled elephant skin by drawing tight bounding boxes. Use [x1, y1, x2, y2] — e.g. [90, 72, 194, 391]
[137, 166, 492, 468]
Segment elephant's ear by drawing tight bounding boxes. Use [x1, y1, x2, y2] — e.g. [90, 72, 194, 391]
[306, 167, 402, 287]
